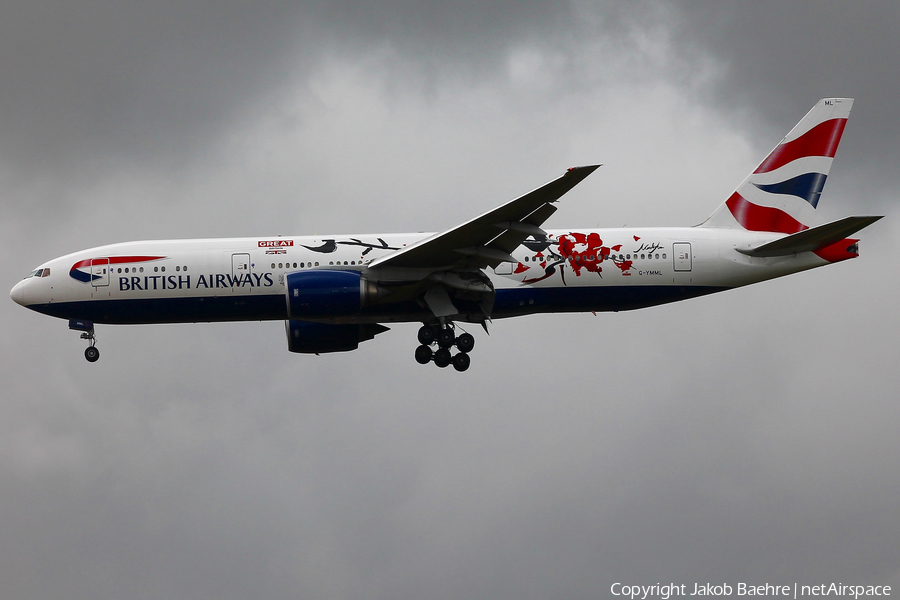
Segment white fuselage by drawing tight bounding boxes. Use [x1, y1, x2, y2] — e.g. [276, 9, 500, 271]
[11, 226, 833, 326]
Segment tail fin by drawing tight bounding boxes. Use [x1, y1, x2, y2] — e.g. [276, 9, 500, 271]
[702, 98, 853, 232]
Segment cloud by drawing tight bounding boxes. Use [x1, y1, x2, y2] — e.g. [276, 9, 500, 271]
[2, 2, 898, 599]
[669, 0, 900, 201]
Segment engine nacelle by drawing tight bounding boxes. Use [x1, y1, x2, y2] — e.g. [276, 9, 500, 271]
[285, 270, 380, 318]
[285, 320, 389, 354]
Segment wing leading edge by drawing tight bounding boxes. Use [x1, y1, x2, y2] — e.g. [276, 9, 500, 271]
[368, 165, 600, 271]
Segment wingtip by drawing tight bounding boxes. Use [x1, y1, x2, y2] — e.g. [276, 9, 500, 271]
[565, 164, 602, 175]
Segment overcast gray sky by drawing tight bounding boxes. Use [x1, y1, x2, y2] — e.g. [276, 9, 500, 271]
[2, 2, 899, 599]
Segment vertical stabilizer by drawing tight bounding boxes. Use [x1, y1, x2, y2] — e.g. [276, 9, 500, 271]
[702, 98, 853, 231]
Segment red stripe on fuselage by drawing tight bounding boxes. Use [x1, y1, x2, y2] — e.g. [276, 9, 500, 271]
[725, 193, 808, 234]
[71, 256, 166, 270]
[754, 118, 846, 174]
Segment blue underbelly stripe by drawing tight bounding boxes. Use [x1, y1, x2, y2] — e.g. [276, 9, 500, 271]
[25, 285, 730, 325]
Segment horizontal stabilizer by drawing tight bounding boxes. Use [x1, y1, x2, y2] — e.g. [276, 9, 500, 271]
[736, 215, 882, 257]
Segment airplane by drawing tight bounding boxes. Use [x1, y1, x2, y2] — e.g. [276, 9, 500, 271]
[10, 98, 882, 371]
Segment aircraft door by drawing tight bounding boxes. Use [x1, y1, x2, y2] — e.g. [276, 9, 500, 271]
[673, 243, 692, 272]
[232, 253, 252, 281]
[90, 258, 110, 287]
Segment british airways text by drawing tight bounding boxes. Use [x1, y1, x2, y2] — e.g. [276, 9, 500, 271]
[118, 272, 274, 291]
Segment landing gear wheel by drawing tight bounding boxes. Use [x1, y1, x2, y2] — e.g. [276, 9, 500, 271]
[456, 333, 475, 353]
[452, 352, 470, 372]
[434, 348, 452, 368]
[437, 328, 456, 348]
[417, 325, 438, 345]
[415, 345, 433, 365]
[84, 346, 100, 363]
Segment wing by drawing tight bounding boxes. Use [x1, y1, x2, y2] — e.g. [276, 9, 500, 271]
[368, 165, 600, 271]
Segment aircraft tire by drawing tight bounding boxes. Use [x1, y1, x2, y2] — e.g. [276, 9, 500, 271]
[415, 344, 433, 365]
[437, 328, 456, 348]
[456, 333, 475, 353]
[452, 352, 470, 372]
[85, 346, 100, 362]
[434, 348, 452, 368]
[417, 325, 437, 345]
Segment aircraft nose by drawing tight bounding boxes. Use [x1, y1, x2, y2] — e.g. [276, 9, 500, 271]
[10, 280, 25, 306]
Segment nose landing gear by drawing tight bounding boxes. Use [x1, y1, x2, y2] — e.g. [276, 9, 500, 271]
[415, 323, 475, 372]
[69, 319, 100, 363]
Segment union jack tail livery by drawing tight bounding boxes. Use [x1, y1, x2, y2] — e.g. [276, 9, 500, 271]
[703, 98, 852, 232]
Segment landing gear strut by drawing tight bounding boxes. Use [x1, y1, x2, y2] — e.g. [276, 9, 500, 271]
[84, 344, 100, 362]
[70, 319, 100, 363]
[81, 330, 99, 362]
[414, 323, 475, 372]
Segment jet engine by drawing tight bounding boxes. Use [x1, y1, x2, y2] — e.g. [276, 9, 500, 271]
[285, 270, 382, 318]
[285, 320, 389, 353]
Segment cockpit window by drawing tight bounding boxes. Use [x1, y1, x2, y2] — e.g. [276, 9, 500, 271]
[42, 268, 50, 277]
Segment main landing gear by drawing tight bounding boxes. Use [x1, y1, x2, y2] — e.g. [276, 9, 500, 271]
[414, 323, 475, 372]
